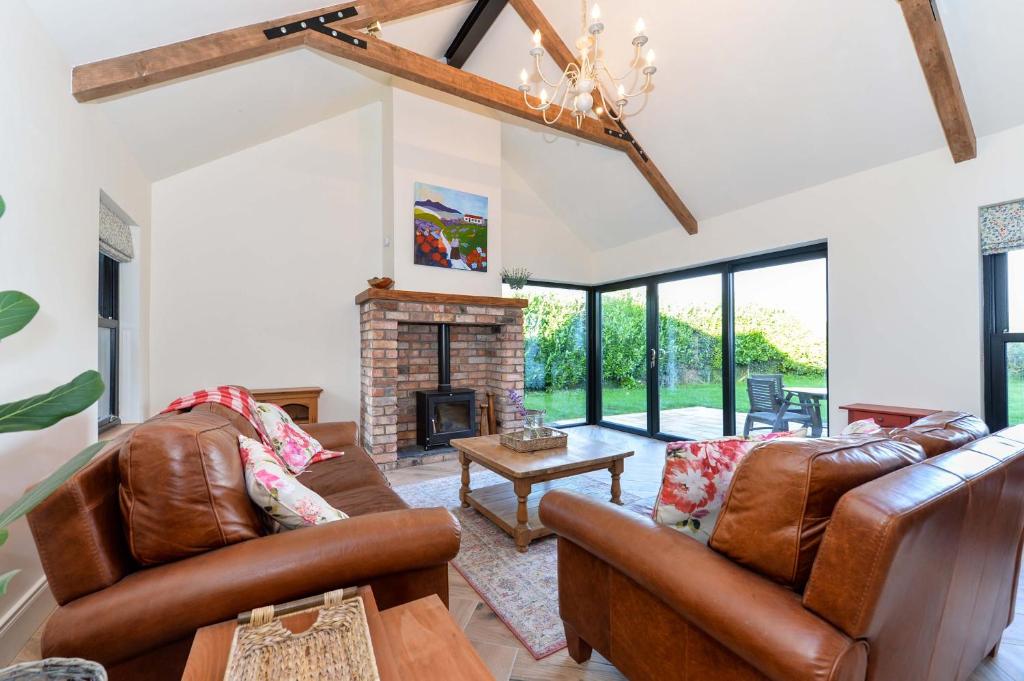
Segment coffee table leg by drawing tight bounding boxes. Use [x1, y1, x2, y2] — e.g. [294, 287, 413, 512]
[610, 459, 624, 505]
[514, 479, 531, 553]
[459, 451, 471, 509]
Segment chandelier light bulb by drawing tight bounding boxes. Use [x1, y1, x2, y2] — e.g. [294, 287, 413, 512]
[635, 17, 646, 35]
[646, 49, 656, 66]
[540, 88, 549, 105]
[520, 69, 529, 84]
[617, 83, 626, 98]
[532, 29, 542, 48]
[591, 4, 601, 20]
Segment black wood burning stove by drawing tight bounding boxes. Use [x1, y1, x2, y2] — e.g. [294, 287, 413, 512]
[416, 323, 476, 449]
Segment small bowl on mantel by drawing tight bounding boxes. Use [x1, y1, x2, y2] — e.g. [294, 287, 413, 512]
[368, 277, 395, 290]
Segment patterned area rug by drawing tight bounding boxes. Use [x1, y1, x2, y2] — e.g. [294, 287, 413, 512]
[394, 471, 652, 659]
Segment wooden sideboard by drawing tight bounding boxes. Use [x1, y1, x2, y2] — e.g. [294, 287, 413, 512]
[250, 387, 323, 424]
[839, 403, 940, 429]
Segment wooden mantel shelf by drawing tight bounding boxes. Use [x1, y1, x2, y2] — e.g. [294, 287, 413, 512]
[355, 288, 528, 309]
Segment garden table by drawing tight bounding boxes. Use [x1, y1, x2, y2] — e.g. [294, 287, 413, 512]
[784, 386, 828, 437]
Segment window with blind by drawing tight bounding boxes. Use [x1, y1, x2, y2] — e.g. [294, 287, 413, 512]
[982, 199, 1024, 430]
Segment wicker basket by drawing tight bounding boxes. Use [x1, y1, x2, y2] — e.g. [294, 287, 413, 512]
[500, 427, 568, 452]
[224, 588, 379, 681]
[0, 658, 106, 681]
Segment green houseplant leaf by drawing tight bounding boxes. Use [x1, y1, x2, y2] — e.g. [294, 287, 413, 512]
[0, 370, 104, 433]
[0, 440, 106, 533]
[0, 291, 39, 341]
[0, 194, 6, 219]
[0, 570, 18, 597]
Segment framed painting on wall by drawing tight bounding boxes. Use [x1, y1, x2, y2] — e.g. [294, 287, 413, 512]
[414, 182, 488, 272]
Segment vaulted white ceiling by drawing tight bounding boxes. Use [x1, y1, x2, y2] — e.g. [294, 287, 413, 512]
[23, 0, 1024, 246]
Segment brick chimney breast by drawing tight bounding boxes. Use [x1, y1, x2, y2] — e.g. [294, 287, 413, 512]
[356, 289, 526, 466]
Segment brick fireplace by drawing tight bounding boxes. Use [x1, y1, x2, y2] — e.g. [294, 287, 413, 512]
[356, 289, 527, 466]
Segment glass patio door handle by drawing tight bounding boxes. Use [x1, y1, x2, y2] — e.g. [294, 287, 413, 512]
[650, 347, 658, 369]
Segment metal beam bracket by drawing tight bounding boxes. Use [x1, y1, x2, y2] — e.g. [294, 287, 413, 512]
[264, 7, 360, 40]
[310, 23, 368, 48]
[605, 127, 649, 162]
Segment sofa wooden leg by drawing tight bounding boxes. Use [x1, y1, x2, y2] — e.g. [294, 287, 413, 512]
[564, 623, 593, 664]
[988, 641, 1001, 658]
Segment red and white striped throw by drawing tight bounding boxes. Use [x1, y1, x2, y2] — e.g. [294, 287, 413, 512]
[161, 386, 271, 445]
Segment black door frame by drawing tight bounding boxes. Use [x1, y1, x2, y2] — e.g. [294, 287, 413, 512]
[983, 253, 1024, 430]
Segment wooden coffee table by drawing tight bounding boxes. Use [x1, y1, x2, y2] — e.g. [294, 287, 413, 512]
[450, 434, 634, 552]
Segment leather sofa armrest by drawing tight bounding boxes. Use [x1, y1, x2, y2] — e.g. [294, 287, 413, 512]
[302, 421, 358, 449]
[42, 507, 460, 667]
[540, 491, 866, 681]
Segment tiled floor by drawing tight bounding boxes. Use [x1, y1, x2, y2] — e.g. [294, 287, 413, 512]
[12, 426, 1022, 680]
[389, 426, 1023, 681]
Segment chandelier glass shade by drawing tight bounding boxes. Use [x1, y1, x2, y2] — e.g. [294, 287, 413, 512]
[518, 0, 657, 128]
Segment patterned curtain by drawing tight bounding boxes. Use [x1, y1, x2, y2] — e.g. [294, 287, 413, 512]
[99, 201, 134, 263]
[980, 199, 1024, 256]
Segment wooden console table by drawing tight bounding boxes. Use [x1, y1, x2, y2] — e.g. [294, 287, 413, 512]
[250, 386, 322, 424]
[839, 403, 940, 429]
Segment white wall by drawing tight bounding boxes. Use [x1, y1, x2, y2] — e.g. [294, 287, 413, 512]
[591, 123, 1024, 427]
[149, 105, 384, 422]
[502, 161, 594, 284]
[0, 0, 151, 659]
[387, 85, 504, 296]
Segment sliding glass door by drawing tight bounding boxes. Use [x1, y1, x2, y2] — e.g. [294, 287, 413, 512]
[600, 286, 650, 431]
[504, 283, 589, 427]
[657, 275, 724, 439]
[733, 258, 829, 436]
[596, 246, 828, 440]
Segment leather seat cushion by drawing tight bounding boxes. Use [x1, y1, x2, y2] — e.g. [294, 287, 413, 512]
[119, 412, 264, 566]
[890, 411, 989, 458]
[323, 484, 409, 517]
[709, 435, 925, 591]
[298, 448, 389, 497]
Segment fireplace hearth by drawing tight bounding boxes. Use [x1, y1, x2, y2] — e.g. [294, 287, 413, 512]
[416, 324, 476, 448]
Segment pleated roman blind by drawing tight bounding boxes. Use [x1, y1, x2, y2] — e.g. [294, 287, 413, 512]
[99, 201, 134, 263]
[981, 199, 1024, 256]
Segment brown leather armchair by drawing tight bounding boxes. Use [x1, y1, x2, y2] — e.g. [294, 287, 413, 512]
[27, 404, 460, 680]
[541, 415, 1024, 681]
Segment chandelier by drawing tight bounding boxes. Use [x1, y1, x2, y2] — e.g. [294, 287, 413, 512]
[517, 0, 657, 129]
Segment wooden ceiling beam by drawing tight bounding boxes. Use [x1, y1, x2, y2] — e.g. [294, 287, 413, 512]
[506, 0, 697, 234]
[899, 0, 976, 163]
[305, 30, 626, 150]
[72, 0, 469, 102]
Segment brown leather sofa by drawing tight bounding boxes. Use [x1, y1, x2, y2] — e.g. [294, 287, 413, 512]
[27, 403, 460, 680]
[541, 412, 1024, 681]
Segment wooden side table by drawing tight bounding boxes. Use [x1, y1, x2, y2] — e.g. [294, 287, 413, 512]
[182, 589, 493, 681]
[839, 403, 940, 429]
[250, 386, 323, 424]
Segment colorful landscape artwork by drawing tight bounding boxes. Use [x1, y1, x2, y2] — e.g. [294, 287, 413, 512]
[414, 182, 488, 272]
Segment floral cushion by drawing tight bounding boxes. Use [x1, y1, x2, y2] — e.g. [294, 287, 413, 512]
[238, 436, 347, 530]
[652, 431, 798, 544]
[254, 402, 324, 474]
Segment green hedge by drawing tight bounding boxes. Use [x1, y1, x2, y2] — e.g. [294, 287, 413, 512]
[522, 293, 826, 392]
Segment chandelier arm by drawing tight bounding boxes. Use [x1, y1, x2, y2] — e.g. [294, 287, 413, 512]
[595, 87, 623, 121]
[593, 45, 644, 84]
[542, 88, 572, 125]
[535, 54, 578, 89]
[619, 73, 654, 99]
